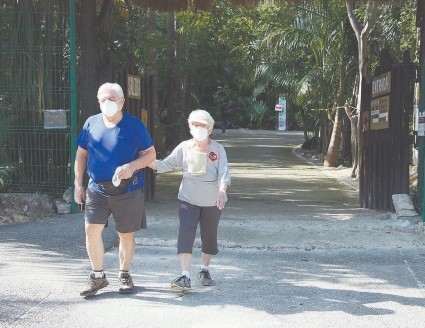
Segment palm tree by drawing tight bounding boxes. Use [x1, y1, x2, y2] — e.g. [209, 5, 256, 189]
[323, 16, 358, 167]
[256, 0, 349, 147]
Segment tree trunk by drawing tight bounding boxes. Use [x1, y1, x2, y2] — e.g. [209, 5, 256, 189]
[346, 0, 376, 180]
[324, 47, 350, 167]
[324, 107, 343, 167]
[344, 102, 358, 178]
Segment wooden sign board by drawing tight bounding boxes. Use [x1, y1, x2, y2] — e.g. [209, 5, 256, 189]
[127, 74, 141, 99]
[371, 72, 391, 98]
[370, 71, 391, 130]
[370, 95, 390, 130]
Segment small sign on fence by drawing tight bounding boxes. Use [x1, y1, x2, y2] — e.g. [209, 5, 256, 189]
[127, 74, 141, 99]
[44, 109, 67, 129]
[418, 112, 425, 137]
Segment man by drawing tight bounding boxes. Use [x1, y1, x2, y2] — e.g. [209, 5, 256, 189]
[74, 82, 156, 297]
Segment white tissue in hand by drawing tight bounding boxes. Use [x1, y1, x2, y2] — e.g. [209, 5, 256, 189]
[112, 166, 122, 187]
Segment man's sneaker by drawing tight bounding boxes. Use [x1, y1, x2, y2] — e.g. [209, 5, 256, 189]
[80, 273, 109, 297]
[118, 272, 134, 294]
[197, 269, 214, 286]
[171, 275, 191, 291]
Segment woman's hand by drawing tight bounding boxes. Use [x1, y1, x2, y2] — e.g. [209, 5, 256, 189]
[147, 160, 157, 171]
[216, 190, 228, 210]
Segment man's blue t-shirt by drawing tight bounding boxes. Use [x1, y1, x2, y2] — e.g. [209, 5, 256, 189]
[77, 113, 154, 194]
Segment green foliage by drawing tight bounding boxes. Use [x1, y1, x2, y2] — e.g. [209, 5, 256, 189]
[373, 0, 418, 63]
[253, 0, 353, 137]
[251, 100, 268, 129]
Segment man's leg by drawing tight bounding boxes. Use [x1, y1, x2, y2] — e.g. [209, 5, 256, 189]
[117, 231, 136, 271]
[85, 223, 105, 270]
[109, 189, 144, 294]
[117, 231, 136, 294]
[80, 223, 109, 297]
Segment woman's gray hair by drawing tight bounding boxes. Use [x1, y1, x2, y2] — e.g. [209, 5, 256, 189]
[188, 109, 215, 130]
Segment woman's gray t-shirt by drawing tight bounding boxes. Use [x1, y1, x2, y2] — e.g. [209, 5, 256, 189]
[155, 139, 231, 207]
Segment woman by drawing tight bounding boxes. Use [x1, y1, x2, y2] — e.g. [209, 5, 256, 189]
[148, 109, 231, 291]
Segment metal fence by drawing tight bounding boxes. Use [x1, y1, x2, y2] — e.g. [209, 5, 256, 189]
[0, 1, 72, 195]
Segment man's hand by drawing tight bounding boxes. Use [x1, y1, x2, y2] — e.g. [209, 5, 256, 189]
[74, 186, 86, 205]
[117, 164, 134, 180]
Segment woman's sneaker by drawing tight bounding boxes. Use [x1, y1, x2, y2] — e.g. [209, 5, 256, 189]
[197, 269, 214, 286]
[80, 273, 109, 297]
[171, 275, 191, 291]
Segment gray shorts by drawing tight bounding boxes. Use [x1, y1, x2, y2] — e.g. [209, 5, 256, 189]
[177, 201, 221, 255]
[85, 188, 146, 233]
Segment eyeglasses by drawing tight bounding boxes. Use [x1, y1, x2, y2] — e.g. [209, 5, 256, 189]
[192, 122, 209, 128]
[98, 97, 122, 103]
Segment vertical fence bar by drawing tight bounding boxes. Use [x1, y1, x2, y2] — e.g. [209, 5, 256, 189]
[415, 0, 425, 221]
[69, 0, 78, 214]
[420, 56, 425, 220]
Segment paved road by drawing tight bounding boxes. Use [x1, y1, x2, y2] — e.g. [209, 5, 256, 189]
[1, 129, 425, 328]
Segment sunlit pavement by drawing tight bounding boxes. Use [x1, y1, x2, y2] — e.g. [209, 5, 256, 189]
[1, 129, 425, 328]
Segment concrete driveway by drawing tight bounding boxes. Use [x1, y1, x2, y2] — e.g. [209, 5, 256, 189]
[1, 129, 425, 328]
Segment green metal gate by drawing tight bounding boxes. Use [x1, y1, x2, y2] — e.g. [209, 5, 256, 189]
[0, 1, 157, 214]
[0, 0, 74, 195]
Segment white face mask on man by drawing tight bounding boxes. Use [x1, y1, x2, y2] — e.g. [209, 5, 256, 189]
[190, 126, 209, 141]
[100, 99, 119, 117]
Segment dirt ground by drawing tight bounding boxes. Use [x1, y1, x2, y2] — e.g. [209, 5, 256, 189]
[143, 129, 425, 252]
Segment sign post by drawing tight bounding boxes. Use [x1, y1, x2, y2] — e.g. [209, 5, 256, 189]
[418, 0, 425, 220]
[276, 96, 286, 131]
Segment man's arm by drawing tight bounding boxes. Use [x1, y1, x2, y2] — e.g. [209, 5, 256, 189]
[74, 146, 88, 204]
[119, 146, 156, 179]
[135, 145, 156, 169]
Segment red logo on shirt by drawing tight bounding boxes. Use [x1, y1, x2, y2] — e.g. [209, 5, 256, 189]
[209, 152, 218, 161]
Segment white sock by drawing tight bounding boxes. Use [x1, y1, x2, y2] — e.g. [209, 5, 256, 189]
[119, 270, 129, 277]
[93, 270, 104, 278]
[201, 265, 209, 272]
[182, 271, 190, 278]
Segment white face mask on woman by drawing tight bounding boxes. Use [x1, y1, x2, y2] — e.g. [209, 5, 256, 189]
[100, 99, 118, 117]
[190, 126, 209, 141]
